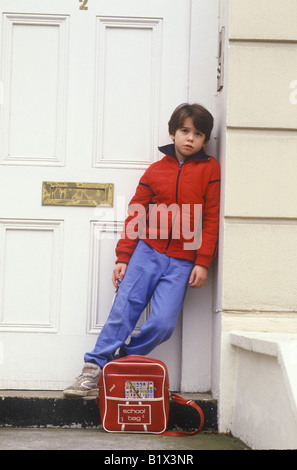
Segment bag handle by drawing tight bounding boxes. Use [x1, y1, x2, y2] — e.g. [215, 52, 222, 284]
[163, 392, 204, 436]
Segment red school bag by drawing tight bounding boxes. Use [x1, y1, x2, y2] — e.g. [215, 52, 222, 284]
[96, 355, 204, 435]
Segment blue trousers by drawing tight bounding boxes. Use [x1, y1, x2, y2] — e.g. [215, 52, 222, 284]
[84, 241, 193, 368]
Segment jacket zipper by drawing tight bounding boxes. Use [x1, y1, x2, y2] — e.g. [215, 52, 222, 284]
[164, 162, 183, 253]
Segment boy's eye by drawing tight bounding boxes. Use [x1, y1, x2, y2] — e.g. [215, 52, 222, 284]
[180, 128, 202, 136]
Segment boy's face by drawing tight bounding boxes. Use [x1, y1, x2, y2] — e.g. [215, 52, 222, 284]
[170, 117, 207, 162]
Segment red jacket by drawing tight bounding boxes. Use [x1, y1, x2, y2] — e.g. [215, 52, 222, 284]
[116, 144, 220, 269]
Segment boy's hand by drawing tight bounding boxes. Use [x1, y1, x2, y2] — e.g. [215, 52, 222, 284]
[112, 263, 127, 288]
[189, 265, 208, 288]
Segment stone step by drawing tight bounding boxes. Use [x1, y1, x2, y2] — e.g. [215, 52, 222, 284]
[0, 391, 217, 431]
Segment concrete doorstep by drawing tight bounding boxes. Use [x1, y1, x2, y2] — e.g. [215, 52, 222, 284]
[0, 391, 250, 450]
[0, 390, 216, 431]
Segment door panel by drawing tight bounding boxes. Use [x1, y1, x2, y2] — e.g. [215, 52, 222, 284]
[1, 12, 68, 165]
[0, 0, 220, 392]
[0, 0, 194, 390]
[93, 16, 162, 168]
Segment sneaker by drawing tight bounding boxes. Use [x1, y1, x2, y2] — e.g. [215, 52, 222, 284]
[63, 362, 101, 398]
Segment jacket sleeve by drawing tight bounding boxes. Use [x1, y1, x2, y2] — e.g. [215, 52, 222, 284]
[115, 169, 154, 264]
[195, 159, 220, 268]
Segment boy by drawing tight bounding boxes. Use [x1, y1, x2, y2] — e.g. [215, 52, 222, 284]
[64, 103, 220, 398]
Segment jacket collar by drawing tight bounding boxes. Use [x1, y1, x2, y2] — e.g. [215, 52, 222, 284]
[158, 143, 209, 162]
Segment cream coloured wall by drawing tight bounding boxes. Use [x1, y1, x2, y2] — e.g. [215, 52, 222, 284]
[224, 0, 297, 314]
[215, 0, 297, 433]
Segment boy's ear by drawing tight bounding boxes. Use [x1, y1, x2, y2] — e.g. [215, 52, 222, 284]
[170, 134, 175, 142]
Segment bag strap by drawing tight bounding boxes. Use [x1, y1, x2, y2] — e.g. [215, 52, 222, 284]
[163, 392, 204, 437]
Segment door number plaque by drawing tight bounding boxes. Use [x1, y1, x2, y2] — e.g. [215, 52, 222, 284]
[79, 0, 88, 10]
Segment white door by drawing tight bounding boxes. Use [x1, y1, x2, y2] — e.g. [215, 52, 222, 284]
[0, 0, 219, 391]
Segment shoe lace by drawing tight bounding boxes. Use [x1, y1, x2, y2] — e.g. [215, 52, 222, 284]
[75, 367, 98, 381]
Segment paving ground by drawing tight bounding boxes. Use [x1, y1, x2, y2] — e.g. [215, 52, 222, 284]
[0, 390, 251, 451]
[0, 427, 250, 451]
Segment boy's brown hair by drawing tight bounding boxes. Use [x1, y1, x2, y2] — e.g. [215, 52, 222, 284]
[168, 103, 214, 142]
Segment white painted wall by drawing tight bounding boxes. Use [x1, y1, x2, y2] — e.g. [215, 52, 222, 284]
[179, 0, 220, 392]
[231, 332, 297, 450]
